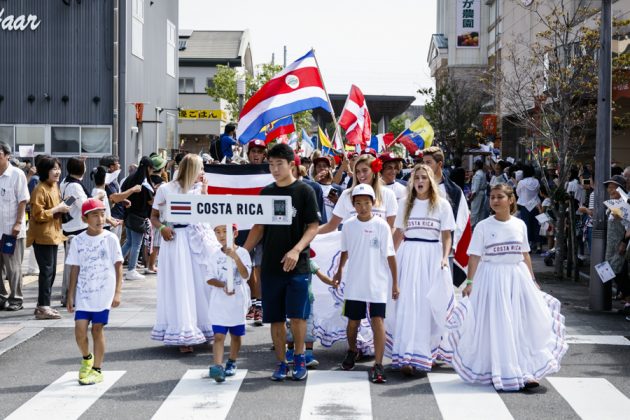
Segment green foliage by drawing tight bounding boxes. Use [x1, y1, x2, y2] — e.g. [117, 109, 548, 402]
[389, 115, 407, 137]
[206, 63, 313, 134]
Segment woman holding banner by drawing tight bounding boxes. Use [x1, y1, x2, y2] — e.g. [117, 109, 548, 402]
[312, 154, 398, 357]
[150, 154, 221, 353]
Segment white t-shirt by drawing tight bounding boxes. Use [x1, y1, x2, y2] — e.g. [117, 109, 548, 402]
[65, 230, 123, 311]
[152, 180, 198, 213]
[208, 247, 252, 327]
[341, 216, 396, 303]
[394, 197, 455, 241]
[333, 186, 398, 223]
[91, 187, 112, 227]
[60, 181, 88, 233]
[384, 181, 407, 205]
[0, 165, 29, 238]
[467, 216, 530, 264]
[516, 177, 541, 210]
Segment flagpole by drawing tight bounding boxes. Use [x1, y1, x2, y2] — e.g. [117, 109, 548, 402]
[312, 49, 343, 152]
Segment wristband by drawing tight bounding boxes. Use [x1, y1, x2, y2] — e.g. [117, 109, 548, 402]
[159, 224, 166, 232]
[465, 279, 473, 285]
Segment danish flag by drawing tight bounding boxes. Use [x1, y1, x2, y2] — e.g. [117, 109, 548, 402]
[338, 85, 372, 146]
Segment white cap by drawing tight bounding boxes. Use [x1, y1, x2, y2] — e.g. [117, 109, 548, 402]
[351, 184, 375, 200]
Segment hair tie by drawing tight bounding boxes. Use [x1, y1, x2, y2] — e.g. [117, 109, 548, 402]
[370, 159, 383, 173]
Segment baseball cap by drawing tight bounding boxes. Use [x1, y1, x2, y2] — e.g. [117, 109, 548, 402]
[604, 175, 628, 192]
[379, 152, 403, 164]
[82, 198, 106, 216]
[248, 139, 267, 150]
[351, 183, 375, 200]
[150, 155, 166, 170]
[313, 156, 332, 167]
[360, 148, 377, 157]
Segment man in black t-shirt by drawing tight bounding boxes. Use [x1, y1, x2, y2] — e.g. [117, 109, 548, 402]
[244, 144, 319, 382]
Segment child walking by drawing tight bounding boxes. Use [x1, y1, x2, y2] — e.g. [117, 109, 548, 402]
[207, 224, 252, 383]
[388, 164, 455, 376]
[66, 198, 123, 385]
[334, 184, 398, 383]
[448, 184, 568, 391]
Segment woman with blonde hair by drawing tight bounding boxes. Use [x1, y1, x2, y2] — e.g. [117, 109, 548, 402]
[386, 164, 455, 376]
[150, 154, 220, 353]
[314, 154, 398, 357]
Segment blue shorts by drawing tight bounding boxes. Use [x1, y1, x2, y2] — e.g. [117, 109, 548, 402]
[261, 273, 310, 323]
[75, 309, 110, 325]
[212, 324, 246, 336]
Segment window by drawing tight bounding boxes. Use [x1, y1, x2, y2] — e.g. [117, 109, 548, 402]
[0, 126, 14, 150]
[179, 77, 194, 93]
[81, 127, 111, 154]
[167, 20, 176, 78]
[132, 0, 144, 59]
[51, 127, 80, 154]
[15, 126, 45, 153]
[206, 77, 215, 90]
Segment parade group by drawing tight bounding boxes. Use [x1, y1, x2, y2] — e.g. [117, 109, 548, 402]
[0, 127, 568, 389]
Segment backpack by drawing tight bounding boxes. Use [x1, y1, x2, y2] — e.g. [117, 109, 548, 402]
[209, 137, 224, 162]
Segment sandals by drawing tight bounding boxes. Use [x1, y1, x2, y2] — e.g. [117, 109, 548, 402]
[179, 346, 194, 353]
[34, 306, 61, 320]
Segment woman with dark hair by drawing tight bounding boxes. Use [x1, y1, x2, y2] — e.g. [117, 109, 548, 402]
[27, 156, 71, 319]
[59, 157, 90, 306]
[120, 157, 155, 281]
[516, 164, 542, 251]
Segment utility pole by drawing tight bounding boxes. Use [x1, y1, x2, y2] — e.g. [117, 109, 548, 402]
[590, 0, 612, 311]
[283, 45, 287, 68]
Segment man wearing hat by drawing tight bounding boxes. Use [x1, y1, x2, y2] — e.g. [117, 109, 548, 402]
[0, 142, 29, 311]
[379, 152, 407, 204]
[247, 139, 267, 164]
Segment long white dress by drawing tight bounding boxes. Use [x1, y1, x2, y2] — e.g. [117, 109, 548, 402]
[312, 187, 398, 355]
[386, 197, 456, 370]
[150, 182, 221, 346]
[447, 216, 568, 390]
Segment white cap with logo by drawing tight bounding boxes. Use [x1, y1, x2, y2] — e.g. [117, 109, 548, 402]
[351, 184, 375, 200]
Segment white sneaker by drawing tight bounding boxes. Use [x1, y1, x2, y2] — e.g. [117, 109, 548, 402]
[125, 270, 145, 281]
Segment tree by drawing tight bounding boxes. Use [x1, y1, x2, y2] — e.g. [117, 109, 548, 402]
[490, 0, 630, 279]
[389, 115, 407, 138]
[207, 63, 312, 134]
[418, 79, 485, 157]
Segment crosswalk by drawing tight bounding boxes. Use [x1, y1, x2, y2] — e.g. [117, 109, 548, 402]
[4, 369, 630, 420]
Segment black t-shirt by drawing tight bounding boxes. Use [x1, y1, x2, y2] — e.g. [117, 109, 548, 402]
[260, 180, 319, 275]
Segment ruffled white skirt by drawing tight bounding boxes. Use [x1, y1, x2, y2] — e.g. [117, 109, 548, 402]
[447, 261, 568, 390]
[151, 224, 220, 346]
[385, 240, 454, 370]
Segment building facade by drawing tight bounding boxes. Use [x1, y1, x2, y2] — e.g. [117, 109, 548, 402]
[0, 0, 178, 174]
[178, 30, 253, 154]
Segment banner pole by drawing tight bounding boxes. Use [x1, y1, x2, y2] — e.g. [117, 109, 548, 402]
[312, 49, 344, 152]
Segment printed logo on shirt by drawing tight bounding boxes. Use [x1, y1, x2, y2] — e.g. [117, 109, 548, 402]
[370, 237, 380, 248]
[406, 217, 441, 232]
[485, 241, 524, 256]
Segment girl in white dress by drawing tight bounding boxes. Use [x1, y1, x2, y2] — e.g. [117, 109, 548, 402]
[149, 154, 221, 353]
[448, 184, 568, 390]
[314, 154, 398, 355]
[387, 164, 455, 376]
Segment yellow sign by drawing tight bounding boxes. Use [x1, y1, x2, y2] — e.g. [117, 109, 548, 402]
[179, 109, 226, 121]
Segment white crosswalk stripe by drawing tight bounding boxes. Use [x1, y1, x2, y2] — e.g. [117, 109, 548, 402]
[5, 371, 126, 420]
[5, 370, 630, 419]
[152, 369, 248, 420]
[428, 373, 514, 420]
[300, 371, 372, 420]
[547, 377, 630, 420]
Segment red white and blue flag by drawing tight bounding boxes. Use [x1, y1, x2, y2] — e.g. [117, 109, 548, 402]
[338, 85, 371, 145]
[253, 115, 296, 144]
[237, 50, 332, 143]
[203, 164, 274, 196]
[169, 200, 192, 216]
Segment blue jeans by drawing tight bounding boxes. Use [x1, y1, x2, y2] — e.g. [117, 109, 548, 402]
[121, 226, 144, 270]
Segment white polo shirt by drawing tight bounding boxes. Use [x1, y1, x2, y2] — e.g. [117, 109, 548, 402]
[0, 165, 30, 238]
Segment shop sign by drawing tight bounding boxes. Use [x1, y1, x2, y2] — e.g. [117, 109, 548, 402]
[179, 109, 227, 121]
[0, 8, 41, 31]
[456, 0, 479, 48]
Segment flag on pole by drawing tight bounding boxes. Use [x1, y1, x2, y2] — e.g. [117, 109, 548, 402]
[301, 129, 314, 156]
[264, 115, 295, 144]
[332, 129, 344, 151]
[318, 126, 331, 148]
[369, 133, 394, 153]
[338, 85, 372, 145]
[204, 164, 274, 195]
[288, 132, 299, 150]
[395, 116, 434, 153]
[237, 50, 332, 143]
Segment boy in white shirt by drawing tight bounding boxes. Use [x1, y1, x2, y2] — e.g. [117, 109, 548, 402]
[66, 198, 124, 385]
[207, 224, 252, 383]
[333, 184, 398, 383]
